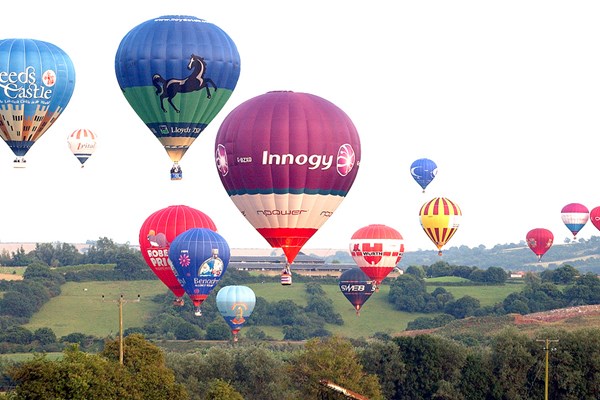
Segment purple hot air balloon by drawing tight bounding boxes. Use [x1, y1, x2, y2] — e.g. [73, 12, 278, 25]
[214, 91, 361, 285]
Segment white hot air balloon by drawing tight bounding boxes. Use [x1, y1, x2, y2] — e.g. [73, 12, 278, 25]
[67, 129, 97, 167]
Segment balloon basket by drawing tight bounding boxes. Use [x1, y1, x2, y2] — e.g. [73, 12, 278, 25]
[194, 307, 202, 317]
[173, 298, 185, 307]
[13, 158, 26, 168]
[281, 272, 292, 286]
[170, 163, 182, 180]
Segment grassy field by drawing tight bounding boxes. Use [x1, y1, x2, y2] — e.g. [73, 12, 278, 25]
[24, 281, 166, 338]
[23, 278, 526, 340]
[0, 267, 25, 276]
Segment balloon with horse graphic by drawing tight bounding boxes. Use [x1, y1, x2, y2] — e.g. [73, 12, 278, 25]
[349, 224, 404, 292]
[338, 268, 376, 316]
[0, 39, 76, 167]
[168, 227, 230, 316]
[410, 158, 438, 193]
[214, 91, 361, 286]
[115, 15, 241, 180]
[560, 203, 589, 240]
[139, 205, 217, 306]
[216, 285, 256, 342]
[526, 228, 554, 262]
[67, 129, 97, 167]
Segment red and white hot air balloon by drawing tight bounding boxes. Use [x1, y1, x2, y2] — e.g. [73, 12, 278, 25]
[139, 205, 217, 306]
[349, 224, 404, 291]
[67, 129, 97, 167]
[560, 203, 589, 240]
[215, 91, 361, 285]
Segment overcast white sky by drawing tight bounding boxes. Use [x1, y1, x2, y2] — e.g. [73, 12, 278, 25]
[2, 1, 600, 253]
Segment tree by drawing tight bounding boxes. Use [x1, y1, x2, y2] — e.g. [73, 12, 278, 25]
[205, 320, 232, 340]
[0, 291, 38, 318]
[489, 328, 538, 399]
[358, 339, 406, 400]
[388, 274, 428, 312]
[205, 378, 244, 400]
[9, 342, 185, 399]
[393, 335, 466, 399]
[444, 296, 480, 319]
[33, 327, 57, 345]
[173, 321, 202, 340]
[287, 335, 383, 399]
[484, 266, 507, 284]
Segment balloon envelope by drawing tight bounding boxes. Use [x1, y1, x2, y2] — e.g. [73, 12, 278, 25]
[139, 205, 217, 304]
[67, 129, 97, 167]
[216, 285, 256, 341]
[168, 228, 230, 315]
[419, 197, 461, 256]
[214, 90, 361, 272]
[115, 15, 240, 178]
[526, 228, 554, 261]
[338, 268, 375, 316]
[0, 39, 76, 165]
[410, 158, 437, 192]
[349, 224, 404, 290]
[560, 203, 589, 240]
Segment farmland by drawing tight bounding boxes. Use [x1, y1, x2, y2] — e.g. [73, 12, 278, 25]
[24, 278, 525, 339]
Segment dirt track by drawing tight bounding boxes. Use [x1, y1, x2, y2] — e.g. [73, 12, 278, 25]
[0, 273, 23, 281]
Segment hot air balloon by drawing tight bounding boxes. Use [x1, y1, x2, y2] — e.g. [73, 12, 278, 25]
[214, 91, 361, 286]
[410, 158, 437, 193]
[349, 224, 404, 291]
[139, 205, 217, 306]
[115, 15, 240, 180]
[67, 129, 97, 167]
[0, 39, 76, 167]
[561, 203, 589, 240]
[526, 228, 553, 262]
[338, 268, 375, 316]
[590, 207, 600, 232]
[419, 197, 462, 256]
[216, 285, 256, 342]
[168, 227, 230, 316]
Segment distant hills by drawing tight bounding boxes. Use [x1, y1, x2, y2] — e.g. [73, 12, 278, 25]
[316, 236, 600, 273]
[2, 236, 600, 274]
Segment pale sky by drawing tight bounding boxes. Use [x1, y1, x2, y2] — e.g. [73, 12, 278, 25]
[2, 1, 600, 253]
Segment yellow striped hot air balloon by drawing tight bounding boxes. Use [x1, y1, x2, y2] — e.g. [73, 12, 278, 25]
[419, 197, 462, 256]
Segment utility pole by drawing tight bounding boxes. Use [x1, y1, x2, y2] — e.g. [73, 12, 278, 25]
[102, 294, 140, 365]
[536, 338, 559, 400]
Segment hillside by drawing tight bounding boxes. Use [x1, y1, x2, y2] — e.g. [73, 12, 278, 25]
[400, 305, 600, 340]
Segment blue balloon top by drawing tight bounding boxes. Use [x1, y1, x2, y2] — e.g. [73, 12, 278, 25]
[410, 158, 438, 192]
[115, 15, 240, 90]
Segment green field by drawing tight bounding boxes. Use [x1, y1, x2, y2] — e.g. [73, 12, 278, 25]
[24, 279, 525, 340]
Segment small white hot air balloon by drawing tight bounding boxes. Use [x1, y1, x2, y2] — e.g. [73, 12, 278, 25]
[67, 129, 97, 167]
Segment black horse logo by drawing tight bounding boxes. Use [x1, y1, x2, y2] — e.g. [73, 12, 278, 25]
[152, 54, 217, 113]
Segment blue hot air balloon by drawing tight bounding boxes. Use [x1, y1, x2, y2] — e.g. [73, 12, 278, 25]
[115, 15, 241, 180]
[216, 285, 256, 342]
[338, 268, 375, 316]
[410, 158, 438, 193]
[168, 228, 230, 316]
[0, 39, 76, 166]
